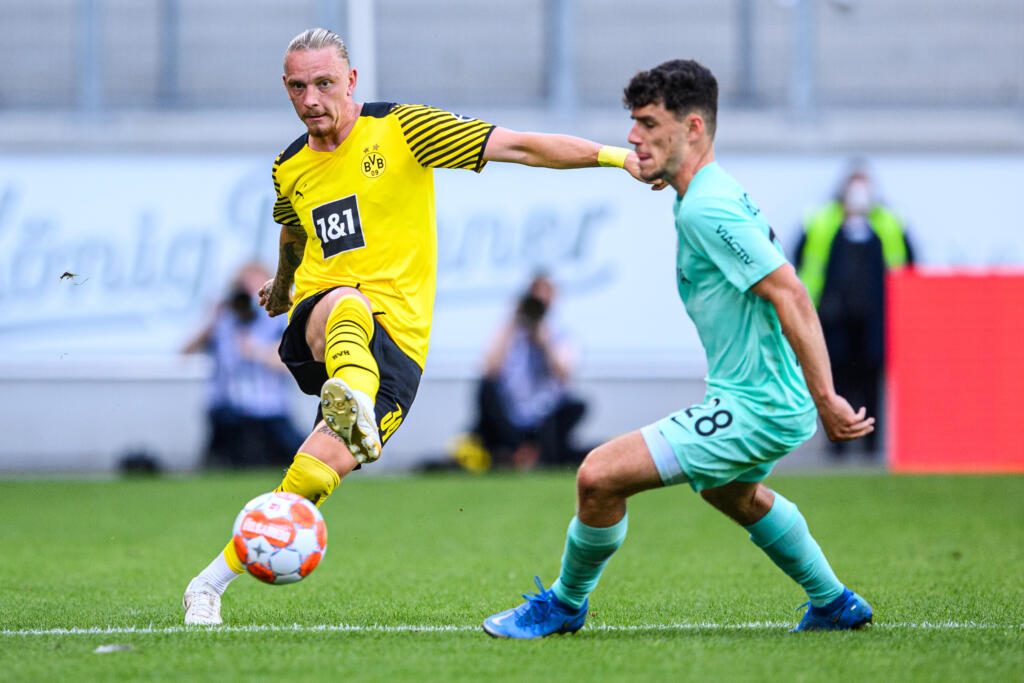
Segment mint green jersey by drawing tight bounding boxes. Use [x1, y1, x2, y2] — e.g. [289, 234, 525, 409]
[673, 162, 814, 417]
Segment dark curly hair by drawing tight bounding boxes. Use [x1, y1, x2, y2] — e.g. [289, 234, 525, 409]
[623, 60, 718, 139]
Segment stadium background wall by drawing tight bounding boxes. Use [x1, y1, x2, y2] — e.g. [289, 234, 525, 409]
[1, 154, 1022, 473]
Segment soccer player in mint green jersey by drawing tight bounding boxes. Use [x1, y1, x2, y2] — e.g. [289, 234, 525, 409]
[484, 60, 876, 638]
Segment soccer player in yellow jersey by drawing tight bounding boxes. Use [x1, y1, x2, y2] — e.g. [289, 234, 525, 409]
[182, 27, 655, 625]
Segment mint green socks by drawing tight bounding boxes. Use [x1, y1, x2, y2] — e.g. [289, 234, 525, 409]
[745, 492, 844, 607]
[549, 494, 841, 610]
[551, 514, 628, 609]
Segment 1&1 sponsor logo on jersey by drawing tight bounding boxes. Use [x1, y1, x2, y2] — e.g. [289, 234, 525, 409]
[312, 195, 366, 258]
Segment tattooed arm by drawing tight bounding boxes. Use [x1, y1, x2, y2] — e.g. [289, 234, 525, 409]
[258, 223, 306, 317]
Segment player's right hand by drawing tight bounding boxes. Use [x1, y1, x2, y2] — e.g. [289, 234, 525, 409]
[258, 278, 292, 317]
[818, 394, 875, 442]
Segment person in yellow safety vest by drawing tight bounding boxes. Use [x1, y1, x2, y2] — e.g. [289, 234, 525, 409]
[794, 166, 914, 458]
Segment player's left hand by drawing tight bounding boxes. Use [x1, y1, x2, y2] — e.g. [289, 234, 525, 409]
[624, 151, 668, 191]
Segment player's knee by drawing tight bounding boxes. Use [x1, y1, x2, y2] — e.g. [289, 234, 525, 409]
[307, 287, 372, 357]
[323, 286, 371, 312]
[576, 449, 617, 503]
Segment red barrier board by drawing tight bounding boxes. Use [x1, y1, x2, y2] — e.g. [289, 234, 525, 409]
[887, 269, 1024, 472]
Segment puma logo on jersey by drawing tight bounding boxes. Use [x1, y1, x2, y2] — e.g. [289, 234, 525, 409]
[740, 192, 761, 217]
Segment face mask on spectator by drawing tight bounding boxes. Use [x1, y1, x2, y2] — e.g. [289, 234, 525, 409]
[843, 180, 872, 215]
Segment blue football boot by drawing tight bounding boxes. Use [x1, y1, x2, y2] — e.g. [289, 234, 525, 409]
[792, 587, 873, 631]
[483, 576, 588, 639]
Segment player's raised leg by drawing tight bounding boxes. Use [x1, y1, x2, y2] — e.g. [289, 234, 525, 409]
[183, 430, 355, 625]
[700, 480, 873, 631]
[308, 288, 382, 464]
[483, 431, 663, 638]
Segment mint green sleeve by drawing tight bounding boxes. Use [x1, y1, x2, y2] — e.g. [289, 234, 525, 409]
[679, 197, 785, 291]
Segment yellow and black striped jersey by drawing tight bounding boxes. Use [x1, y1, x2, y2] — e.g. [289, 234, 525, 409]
[272, 102, 495, 369]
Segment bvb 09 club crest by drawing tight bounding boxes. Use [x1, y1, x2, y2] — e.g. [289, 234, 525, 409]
[361, 145, 386, 178]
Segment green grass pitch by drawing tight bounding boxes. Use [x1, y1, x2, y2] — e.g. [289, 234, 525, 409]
[2, 470, 1022, 681]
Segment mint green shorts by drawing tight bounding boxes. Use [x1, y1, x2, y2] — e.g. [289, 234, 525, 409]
[641, 394, 817, 492]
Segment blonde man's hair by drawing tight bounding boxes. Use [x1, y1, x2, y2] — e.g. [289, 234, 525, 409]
[284, 28, 349, 68]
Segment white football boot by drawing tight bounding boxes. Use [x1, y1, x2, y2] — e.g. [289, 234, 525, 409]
[182, 578, 223, 626]
[320, 378, 382, 463]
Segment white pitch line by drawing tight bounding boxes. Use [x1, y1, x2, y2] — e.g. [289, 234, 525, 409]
[2, 621, 1021, 636]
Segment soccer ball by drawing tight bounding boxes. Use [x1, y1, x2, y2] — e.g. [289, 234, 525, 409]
[232, 491, 328, 585]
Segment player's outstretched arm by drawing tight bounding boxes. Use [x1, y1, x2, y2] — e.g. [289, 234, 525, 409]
[259, 224, 306, 317]
[750, 263, 876, 442]
[483, 127, 658, 187]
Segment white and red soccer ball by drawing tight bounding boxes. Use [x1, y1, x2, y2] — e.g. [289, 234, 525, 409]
[232, 491, 328, 585]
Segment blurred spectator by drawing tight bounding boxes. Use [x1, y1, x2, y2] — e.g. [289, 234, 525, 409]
[183, 261, 304, 468]
[794, 163, 914, 456]
[469, 273, 587, 470]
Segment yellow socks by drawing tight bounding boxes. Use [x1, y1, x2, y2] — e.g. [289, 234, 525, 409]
[222, 538, 246, 574]
[324, 295, 379, 401]
[222, 452, 341, 574]
[273, 452, 342, 507]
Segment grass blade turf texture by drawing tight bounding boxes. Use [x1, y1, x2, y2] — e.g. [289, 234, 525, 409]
[2, 471, 1021, 681]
